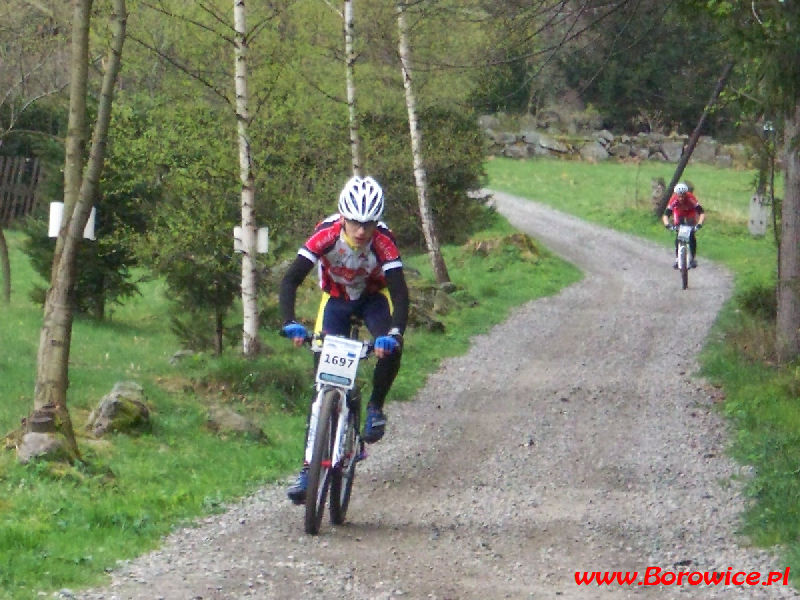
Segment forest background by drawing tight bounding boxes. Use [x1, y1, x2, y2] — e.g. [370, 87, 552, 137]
[1, 0, 799, 597]
[1, 0, 778, 315]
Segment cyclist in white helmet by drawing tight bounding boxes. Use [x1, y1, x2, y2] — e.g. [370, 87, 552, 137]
[662, 181, 706, 269]
[279, 175, 409, 505]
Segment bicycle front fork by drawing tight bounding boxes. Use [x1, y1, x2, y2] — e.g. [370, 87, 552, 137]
[304, 387, 353, 465]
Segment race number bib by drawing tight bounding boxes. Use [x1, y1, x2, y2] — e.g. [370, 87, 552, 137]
[677, 224, 693, 242]
[315, 335, 363, 389]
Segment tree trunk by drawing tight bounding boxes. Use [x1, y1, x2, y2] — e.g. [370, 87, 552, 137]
[396, 2, 451, 287]
[776, 100, 800, 361]
[215, 309, 224, 355]
[234, 0, 260, 357]
[0, 226, 10, 303]
[33, 0, 127, 459]
[344, 0, 362, 176]
[656, 62, 734, 216]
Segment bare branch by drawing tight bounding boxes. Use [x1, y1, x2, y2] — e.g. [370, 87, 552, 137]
[128, 33, 233, 106]
[139, 0, 236, 45]
[197, 1, 235, 35]
[320, 0, 344, 19]
[0, 127, 63, 143]
[752, 1, 764, 25]
[249, 8, 283, 42]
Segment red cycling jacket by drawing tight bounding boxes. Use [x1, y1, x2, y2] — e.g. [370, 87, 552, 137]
[666, 192, 703, 225]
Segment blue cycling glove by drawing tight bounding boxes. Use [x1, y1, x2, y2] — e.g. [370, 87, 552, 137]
[282, 321, 307, 340]
[694, 222, 703, 230]
[375, 333, 401, 354]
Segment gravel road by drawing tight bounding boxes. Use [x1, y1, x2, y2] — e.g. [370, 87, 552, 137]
[74, 190, 797, 600]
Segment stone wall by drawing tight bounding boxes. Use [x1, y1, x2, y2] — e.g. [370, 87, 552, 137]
[480, 115, 755, 169]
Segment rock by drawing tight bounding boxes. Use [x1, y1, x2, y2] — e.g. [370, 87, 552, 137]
[715, 154, 733, 168]
[479, 114, 759, 166]
[519, 130, 540, 145]
[579, 141, 609, 162]
[478, 114, 500, 130]
[17, 431, 71, 464]
[692, 138, 718, 163]
[86, 381, 150, 437]
[502, 143, 530, 159]
[608, 143, 632, 158]
[594, 129, 615, 144]
[169, 349, 194, 365]
[206, 405, 267, 440]
[660, 140, 685, 162]
[537, 134, 569, 154]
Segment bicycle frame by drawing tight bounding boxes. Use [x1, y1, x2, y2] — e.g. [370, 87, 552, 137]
[306, 384, 353, 468]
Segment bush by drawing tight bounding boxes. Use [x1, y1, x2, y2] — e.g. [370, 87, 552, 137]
[736, 282, 777, 322]
[359, 107, 489, 250]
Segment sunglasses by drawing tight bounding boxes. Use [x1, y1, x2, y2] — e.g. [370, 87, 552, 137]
[344, 219, 378, 228]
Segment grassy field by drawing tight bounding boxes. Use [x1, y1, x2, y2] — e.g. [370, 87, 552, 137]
[0, 213, 581, 599]
[487, 156, 798, 584]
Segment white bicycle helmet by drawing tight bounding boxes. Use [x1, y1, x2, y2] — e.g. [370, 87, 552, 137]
[674, 182, 689, 195]
[338, 176, 384, 222]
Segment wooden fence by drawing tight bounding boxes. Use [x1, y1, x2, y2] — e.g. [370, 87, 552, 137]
[0, 156, 42, 227]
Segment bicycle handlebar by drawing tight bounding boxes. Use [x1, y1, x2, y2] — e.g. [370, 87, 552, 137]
[280, 329, 374, 357]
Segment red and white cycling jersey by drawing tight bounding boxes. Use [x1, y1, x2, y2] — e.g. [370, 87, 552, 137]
[298, 214, 403, 300]
[667, 192, 702, 225]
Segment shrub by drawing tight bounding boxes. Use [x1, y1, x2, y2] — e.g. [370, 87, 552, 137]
[736, 282, 777, 321]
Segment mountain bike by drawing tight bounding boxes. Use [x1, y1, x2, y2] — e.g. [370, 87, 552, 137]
[297, 324, 372, 534]
[671, 222, 698, 290]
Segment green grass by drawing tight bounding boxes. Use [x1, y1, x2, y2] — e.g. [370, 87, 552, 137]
[488, 156, 798, 585]
[0, 212, 580, 599]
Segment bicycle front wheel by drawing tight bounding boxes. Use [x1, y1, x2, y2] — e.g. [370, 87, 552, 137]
[679, 244, 689, 290]
[330, 397, 360, 525]
[305, 390, 337, 535]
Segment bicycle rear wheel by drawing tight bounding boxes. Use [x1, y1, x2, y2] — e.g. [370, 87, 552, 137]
[330, 393, 361, 525]
[679, 244, 689, 290]
[305, 390, 337, 535]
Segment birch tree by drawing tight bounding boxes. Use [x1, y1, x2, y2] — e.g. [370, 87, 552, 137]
[233, 0, 259, 356]
[29, 0, 127, 459]
[396, 0, 451, 287]
[131, 0, 285, 356]
[343, 0, 362, 176]
[321, 0, 362, 176]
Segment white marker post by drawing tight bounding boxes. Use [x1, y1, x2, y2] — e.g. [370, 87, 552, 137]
[48, 202, 96, 240]
[234, 226, 268, 253]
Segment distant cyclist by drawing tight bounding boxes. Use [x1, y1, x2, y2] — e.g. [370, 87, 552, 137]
[279, 175, 409, 504]
[662, 182, 706, 269]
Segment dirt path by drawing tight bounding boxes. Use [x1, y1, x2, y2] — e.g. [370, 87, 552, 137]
[76, 191, 796, 600]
